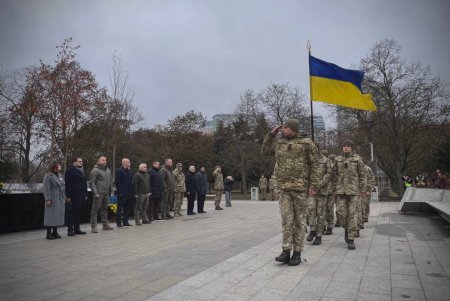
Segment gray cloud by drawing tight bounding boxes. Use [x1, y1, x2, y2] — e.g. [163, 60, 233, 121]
[1, 0, 449, 128]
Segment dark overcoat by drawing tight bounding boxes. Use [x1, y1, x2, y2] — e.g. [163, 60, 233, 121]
[64, 166, 87, 209]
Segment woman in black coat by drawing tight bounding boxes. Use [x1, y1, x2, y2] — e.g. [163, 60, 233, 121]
[65, 158, 88, 236]
[185, 166, 198, 215]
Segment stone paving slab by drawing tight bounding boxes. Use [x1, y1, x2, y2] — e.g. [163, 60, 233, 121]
[2, 200, 450, 301]
[147, 202, 450, 301]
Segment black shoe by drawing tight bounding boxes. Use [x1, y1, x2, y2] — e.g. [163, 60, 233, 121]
[166, 215, 174, 219]
[215, 206, 223, 210]
[46, 233, 55, 240]
[356, 230, 360, 237]
[154, 217, 162, 220]
[359, 224, 364, 229]
[347, 239, 356, 250]
[363, 218, 368, 223]
[325, 228, 333, 235]
[142, 220, 150, 224]
[345, 230, 349, 243]
[74, 229, 86, 235]
[123, 222, 133, 226]
[306, 231, 316, 242]
[52, 232, 61, 239]
[198, 211, 206, 214]
[187, 212, 194, 215]
[335, 223, 341, 227]
[68, 229, 75, 237]
[275, 250, 291, 263]
[313, 236, 322, 245]
[117, 223, 124, 228]
[288, 252, 301, 266]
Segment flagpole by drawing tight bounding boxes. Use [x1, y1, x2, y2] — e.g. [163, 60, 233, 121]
[307, 41, 315, 141]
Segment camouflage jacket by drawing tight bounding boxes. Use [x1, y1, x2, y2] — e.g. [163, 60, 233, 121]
[332, 152, 366, 195]
[213, 169, 224, 190]
[268, 178, 275, 190]
[261, 132, 320, 192]
[160, 166, 175, 191]
[316, 155, 333, 196]
[173, 169, 186, 193]
[365, 165, 376, 192]
[259, 177, 267, 188]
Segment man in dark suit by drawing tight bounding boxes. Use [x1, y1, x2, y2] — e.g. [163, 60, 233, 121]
[65, 157, 88, 236]
[115, 158, 133, 227]
[148, 160, 163, 220]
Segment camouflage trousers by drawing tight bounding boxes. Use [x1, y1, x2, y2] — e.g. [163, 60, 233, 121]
[279, 191, 308, 252]
[362, 194, 371, 221]
[214, 190, 223, 207]
[307, 195, 327, 236]
[174, 192, 184, 214]
[325, 194, 335, 228]
[335, 195, 359, 240]
[269, 189, 276, 201]
[260, 188, 267, 200]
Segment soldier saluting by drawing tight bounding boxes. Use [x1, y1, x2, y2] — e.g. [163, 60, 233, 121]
[262, 119, 320, 266]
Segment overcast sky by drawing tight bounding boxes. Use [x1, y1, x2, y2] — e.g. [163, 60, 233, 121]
[1, 0, 449, 129]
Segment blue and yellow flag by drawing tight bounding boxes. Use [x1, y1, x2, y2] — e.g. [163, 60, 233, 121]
[309, 55, 376, 111]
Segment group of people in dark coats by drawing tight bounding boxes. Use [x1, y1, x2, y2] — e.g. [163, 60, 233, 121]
[43, 155, 229, 239]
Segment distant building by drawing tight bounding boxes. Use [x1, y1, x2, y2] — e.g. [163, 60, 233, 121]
[299, 115, 326, 135]
[199, 120, 214, 136]
[212, 114, 236, 130]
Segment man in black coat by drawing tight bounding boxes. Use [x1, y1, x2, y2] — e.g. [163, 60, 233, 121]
[148, 161, 163, 220]
[186, 165, 198, 215]
[196, 167, 208, 213]
[115, 158, 133, 227]
[65, 157, 88, 236]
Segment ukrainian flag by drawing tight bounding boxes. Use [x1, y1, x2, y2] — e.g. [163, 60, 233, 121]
[309, 55, 376, 111]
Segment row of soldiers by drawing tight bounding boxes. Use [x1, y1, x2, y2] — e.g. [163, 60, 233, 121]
[262, 119, 377, 266]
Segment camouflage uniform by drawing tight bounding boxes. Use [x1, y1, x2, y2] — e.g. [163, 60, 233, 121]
[363, 165, 376, 221]
[173, 163, 186, 216]
[332, 152, 366, 240]
[268, 177, 276, 201]
[213, 168, 224, 207]
[262, 132, 320, 252]
[308, 153, 333, 237]
[259, 176, 268, 200]
[325, 155, 336, 229]
[160, 165, 174, 219]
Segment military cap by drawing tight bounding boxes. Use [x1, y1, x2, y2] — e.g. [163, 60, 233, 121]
[342, 140, 354, 148]
[284, 119, 299, 132]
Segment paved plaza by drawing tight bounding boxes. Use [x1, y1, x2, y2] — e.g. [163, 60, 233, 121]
[1, 200, 450, 301]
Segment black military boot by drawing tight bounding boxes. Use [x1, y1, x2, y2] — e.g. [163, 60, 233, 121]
[275, 250, 291, 263]
[363, 217, 369, 223]
[306, 231, 316, 242]
[335, 222, 340, 227]
[347, 239, 356, 250]
[288, 252, 301, 266]
[325, 228, 333, 235]
[313, 236, 322, 245]
[68, 229, 75, 237]
[356, 230, 360, 237]
[359, 224, 364, 229]
[344, 230, 349, 243]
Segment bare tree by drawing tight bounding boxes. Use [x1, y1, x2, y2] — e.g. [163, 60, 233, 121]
[108, 51, 143, 176]
[339, 39, 450, 194]
[0, 68, 48, 182]
[259, 83, 307, 126]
